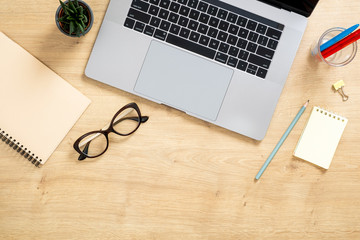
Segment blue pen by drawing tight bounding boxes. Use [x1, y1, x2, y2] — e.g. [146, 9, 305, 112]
[320, 24, 359, 51]
[255, 100, 309, 180]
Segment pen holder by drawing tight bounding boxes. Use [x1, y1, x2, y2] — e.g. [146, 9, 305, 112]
[311, 27, 357, 67]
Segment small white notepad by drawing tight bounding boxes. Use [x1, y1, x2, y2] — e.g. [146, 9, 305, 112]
[294, 106, 347, 169]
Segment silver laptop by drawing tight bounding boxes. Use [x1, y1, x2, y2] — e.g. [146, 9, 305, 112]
[85, 0, 319, 140]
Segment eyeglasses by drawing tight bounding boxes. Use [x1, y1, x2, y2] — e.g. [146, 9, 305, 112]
[73, 102, 149, 160]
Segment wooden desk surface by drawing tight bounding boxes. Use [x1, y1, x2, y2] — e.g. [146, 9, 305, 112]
[1, 0, 360, 239]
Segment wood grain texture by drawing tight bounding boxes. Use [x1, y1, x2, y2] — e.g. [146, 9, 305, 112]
[1, 0, 360, 239]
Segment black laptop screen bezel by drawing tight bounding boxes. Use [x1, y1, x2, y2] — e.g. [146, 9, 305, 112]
[258, 0, 319, 17]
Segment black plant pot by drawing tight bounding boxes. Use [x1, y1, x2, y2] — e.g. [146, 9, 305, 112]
[55, 0, 94, 37]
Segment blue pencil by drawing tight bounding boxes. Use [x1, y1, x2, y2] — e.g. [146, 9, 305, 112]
[320, 24, 359, 51]
[255, 100, 309, 180]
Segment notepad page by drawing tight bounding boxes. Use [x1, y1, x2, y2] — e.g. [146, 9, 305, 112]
[0, 32, 91, 164]
[293, 106, 347, 169]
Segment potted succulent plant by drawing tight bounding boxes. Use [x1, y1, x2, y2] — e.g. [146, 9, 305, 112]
[55, 0, 94, 37]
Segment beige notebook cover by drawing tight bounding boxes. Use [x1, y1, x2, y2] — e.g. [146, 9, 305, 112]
[293, 106, 348, 169]
[0, 32, 91, 166]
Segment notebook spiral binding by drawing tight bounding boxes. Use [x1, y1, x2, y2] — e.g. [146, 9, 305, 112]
[0, 128, 42, 167]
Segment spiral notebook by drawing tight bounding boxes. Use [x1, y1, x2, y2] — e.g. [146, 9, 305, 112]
[294, 106, 348, 169]
[0, 32, 90, 166]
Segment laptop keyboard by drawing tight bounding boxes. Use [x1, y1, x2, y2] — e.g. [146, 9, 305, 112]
[124, 0, 284, 79]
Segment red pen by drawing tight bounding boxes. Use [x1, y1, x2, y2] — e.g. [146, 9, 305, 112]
[321, 28, 360, 59]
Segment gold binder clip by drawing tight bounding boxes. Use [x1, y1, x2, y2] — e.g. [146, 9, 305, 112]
[333, 80, 349, 101]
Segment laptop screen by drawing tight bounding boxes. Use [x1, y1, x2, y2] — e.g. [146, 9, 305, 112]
[260, 0, 319, 17]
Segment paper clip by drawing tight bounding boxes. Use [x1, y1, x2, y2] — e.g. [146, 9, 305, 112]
[333, 80, 349, 101]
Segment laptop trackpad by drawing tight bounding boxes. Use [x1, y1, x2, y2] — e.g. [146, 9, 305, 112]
[134, 41, 233, 121]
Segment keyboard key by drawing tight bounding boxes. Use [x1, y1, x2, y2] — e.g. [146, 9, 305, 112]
[166, 33, 216, 59]
[179, 28, 190, 38]
[188, 20, 199, 30]
[227, 35, 238, 45]
[215, 52, 228, 64]
[207, 5, 218, 16]
[128, 8, 151, 24]
[160, 0, 171, 9]
[197, 2, 208, 12]
[238, 50, 249, 61]
[198, 24, 208, 34]
[209, 39, 220, 50]
[247, 63, 257, 71]
[207, 27, 218, 38]
[236, 38, 248, 49]
[246, 64, 257, 75]
[209, 17, 219, 28]
[256, 24, 267, 34]
[237, 60, 248, 71]
[124, 18, 135, 29]
[248, 32, 259, 42]
[236, 38, 247, 49]
[189, 9, 200, 20]
[131, 0, 150, 12]
[178, 0, 187, 4]
[189, 31, 200, 42]
[159, 9, 169, 19]
[227, 57, 238, 67]
[187, 0, 198, 8]
[246, 20, 257, 31]
[179, 5, 190, 16]
[227, 13, 237, 23]
[228, 46, 239, 57]
[256, 67, 268, 79]
[219, 42, 229, 53]
[160, 20, 171, 31]
[267, 39, 278, 50]
[154, 29, 167, 40]
[217, 31, 228, 42]
[238, 28, 249, 39]
[199, 35, 210, 46]
[257, 35, 268, 46]
[150, 0, 160, 5]
[170, 24, 181, 34]
[168, 12, 179, 23]
[178, 16, 189, 27]
[149, 5, 160, 15]
[199, 13, 210, 24]
[256, 46, 275, 59]
[219, 20, 229, 31]
[217, 9, 228, 20]
[134, 21, 145, 32]
[237, 16, 247, 27]
[150, 16, 161, 27]
[169, 2, 180, 12]
[246, 42, 257, 53]
[144, 25, 155, 36]
[248, 53, 271, 69]
[228, 24, 239, 35]
[266, 27, 282, 40]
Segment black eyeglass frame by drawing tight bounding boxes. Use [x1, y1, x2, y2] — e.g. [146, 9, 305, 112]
[73, 102, 148, 159]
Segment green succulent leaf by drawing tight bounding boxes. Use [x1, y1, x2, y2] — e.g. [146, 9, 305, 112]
[69, 21, 75, 34]
[68, 1, 77, 13]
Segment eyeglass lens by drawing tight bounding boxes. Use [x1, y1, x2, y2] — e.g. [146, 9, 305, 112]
[77, 107, 141, 157]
